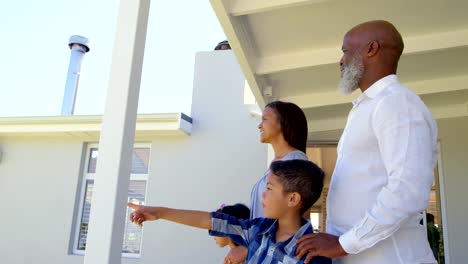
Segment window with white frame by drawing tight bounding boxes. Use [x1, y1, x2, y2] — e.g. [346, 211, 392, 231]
[73, 143, 150, 256]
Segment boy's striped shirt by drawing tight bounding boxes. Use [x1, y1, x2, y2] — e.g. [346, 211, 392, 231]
[209, 212, 331, 264]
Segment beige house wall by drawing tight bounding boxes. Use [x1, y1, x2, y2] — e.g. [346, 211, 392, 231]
[0, 139, 84, 264]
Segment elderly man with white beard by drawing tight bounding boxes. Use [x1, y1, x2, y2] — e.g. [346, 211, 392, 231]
[295, 20, 438, 264]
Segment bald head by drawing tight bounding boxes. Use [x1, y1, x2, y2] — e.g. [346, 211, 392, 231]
[347, 20, 404, 61]
[339, 20, 405, 92]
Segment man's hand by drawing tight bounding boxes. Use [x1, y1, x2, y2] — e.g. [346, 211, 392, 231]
[224, 245, 247, 264]
[296, 233, 347, 263]
[128, 203, 160, 226]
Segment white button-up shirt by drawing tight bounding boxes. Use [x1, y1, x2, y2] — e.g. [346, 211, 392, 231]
[326, 75, 438, 264]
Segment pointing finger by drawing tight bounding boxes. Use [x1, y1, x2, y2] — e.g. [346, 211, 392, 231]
[127, 202, 139, 210]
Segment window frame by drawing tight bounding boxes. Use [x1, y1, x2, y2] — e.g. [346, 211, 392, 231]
[72, 142, 150, 258]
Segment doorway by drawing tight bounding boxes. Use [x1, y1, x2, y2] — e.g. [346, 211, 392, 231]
[306, 144, 337, 232]
[306, 143, 447, 263]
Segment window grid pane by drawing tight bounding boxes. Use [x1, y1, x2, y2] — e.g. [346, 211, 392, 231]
[123, 180, 147, 254]
[77, 179, 94, 250]
[131, 148, 150, 174]
[86, 148, 150, 174]
[76, 180, 147, 254]
[87, 148, 98, 173]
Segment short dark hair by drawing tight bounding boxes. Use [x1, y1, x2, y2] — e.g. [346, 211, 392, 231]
[426, 213, 435, 223]
[216, 203, 250, 220]
[216, 204, 250, 246]
[265, 101, 308, 153]
[270, 159, 324, 215]
[214, 40, 231, 50]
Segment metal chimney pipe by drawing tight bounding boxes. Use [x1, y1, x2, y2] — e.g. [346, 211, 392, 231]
[61, 35, 90, 115]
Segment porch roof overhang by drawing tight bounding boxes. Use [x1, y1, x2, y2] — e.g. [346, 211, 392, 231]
[210, 0, 468, 133]
[0, 113, 192, 140]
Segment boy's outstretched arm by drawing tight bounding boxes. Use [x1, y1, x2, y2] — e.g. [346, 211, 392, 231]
[127, 203, 212, 229]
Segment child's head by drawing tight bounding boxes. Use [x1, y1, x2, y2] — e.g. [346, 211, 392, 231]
[214, 203, 250, 248]
[262, 159, 324, 218]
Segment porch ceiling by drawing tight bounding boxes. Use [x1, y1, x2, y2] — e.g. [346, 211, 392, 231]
[210, 0, 468, 133]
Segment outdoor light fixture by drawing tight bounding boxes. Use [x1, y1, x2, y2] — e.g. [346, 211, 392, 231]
[263, 85, 273, 97]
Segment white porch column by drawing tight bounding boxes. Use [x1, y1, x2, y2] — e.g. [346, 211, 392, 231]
[83, 0, 150, 263]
